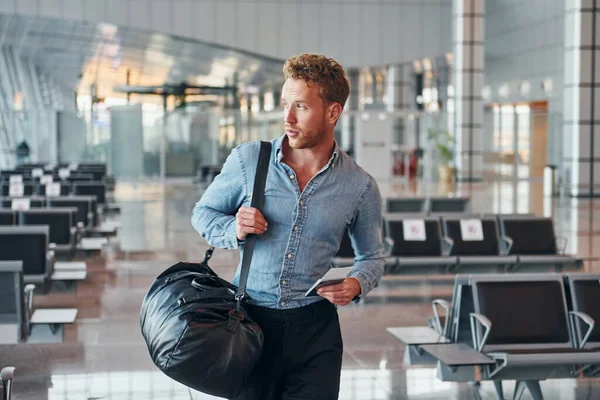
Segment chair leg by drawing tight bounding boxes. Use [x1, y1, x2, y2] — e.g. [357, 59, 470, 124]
[524, 381, 544, 400]
[513, 381, 526, 400]
[513, 380, 544, 400]
[493, 380, 504, 400]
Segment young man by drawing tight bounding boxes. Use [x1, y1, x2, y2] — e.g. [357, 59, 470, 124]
[191, 53, 385, 400]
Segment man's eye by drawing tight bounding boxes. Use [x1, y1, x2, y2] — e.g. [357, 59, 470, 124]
[296, 104, 305, 110]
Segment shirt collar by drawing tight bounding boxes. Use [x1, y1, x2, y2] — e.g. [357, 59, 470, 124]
[275, 134, 340, 165]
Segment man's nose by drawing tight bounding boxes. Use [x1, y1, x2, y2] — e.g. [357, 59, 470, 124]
[284, 107, 296, 124]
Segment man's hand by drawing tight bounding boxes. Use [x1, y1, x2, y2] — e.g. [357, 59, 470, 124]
[317, 277, 361, 306]
[236, 206, 268, 241]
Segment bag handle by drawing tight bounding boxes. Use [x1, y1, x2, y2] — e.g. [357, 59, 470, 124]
[235, 141, 271, 302]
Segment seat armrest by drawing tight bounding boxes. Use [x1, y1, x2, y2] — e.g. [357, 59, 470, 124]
[24, 284, 35, 315]
[442, 237, 454, 256]
[23, 284, 35, 337]
[46, 247, 56, 279]
[469, 313, 492, 352]
[500, 236, 513, 255]
[432, 299, 450, 335]
[97, 206, 105, 223]
[70, 226, 77, 245]
[1, 366, 16, 400]
[76, 222, 85, 244]
[569, 311, 595, 349]
[556, 236, 568, 255]
[87, 212, 94, 229]
[383, 237, 394, 256]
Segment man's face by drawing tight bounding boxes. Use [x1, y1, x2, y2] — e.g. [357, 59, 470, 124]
[281, 78, 328, 149]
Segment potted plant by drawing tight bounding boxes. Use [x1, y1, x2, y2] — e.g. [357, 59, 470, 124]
[428, 128, 455, 183]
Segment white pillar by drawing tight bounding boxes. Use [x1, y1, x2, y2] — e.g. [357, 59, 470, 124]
[453, 0, 485, 181]
[563, 0, 600, 197]
[386, 63, 414, 112]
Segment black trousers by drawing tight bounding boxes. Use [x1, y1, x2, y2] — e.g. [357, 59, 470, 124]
[235, 300, 343, 400]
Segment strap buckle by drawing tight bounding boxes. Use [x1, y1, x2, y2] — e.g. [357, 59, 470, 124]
[202, 247, 214, 263]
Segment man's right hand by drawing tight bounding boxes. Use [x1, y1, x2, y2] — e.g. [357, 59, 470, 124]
[235, 206, 268, 241]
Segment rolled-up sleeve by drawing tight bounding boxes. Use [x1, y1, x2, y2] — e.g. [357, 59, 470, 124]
[347, 176, 385, 298]
[191, 147, 248, 249]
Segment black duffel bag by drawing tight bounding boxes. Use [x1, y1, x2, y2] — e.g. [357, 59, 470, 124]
[139, 252, 263, 398]
[140, 141, 271, 398]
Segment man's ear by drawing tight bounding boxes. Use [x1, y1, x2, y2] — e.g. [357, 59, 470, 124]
[327, 102, 343, 125]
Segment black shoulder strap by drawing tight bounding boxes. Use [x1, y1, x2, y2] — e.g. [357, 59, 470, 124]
[236, 141, 271, 301]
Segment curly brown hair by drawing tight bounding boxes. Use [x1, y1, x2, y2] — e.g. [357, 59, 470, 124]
[283, 53, 350, 108]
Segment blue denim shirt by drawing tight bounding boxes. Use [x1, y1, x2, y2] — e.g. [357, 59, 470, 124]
[191, 135, 385, 309]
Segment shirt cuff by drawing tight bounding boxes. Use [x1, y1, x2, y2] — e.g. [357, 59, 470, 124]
[224, 217, 240, 249]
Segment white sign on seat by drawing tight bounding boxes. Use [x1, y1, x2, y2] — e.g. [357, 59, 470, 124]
[403, 219, 426, 241]
[80, 237, 108, 250]
[58, 168, 70, 179]
[46, 182, 61, 197]
[9, 175, 22, 184]
[11, 198, 30, 211]
[460, 219, 484, 241]
[32, 168, 44, 178]
[9, 183, 24, 197]
[68, 162, 79, 171]
[40, 175, 53, 185]
[44, 164, 55, 171]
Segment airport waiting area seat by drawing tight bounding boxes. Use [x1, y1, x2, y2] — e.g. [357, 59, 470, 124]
[388, 273, 600, 400]
[18, 208, 79, 257]
[386, 197, 427, 213]
[442, 216, 516, 273]
[0, 261, 77, 344]
[384, 216, 457, 274]
[500, 216, 583, 271]
[0, 211, 16, 226]
[385, 196, 470, 215]
[0, 226, 53, 291]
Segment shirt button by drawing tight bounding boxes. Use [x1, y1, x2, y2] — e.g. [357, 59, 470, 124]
[289, 175, 294, 179]
[294, 226, 298, 231]
[281, 280, 287, 285]
[299, 200, 304, 206]
[287, 253, 292, 259]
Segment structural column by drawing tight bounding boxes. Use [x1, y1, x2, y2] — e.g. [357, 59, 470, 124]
[564, 0, 600, 197]
[386, 63, 414, 112]
[453, 0, 485, 181]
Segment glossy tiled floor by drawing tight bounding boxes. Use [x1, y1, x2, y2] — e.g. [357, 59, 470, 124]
[2, 178, 600, 399]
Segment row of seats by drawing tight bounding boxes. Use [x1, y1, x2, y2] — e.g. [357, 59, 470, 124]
[335, 215, 582, 274]
[385, 196, 470, 214]
[0, 181, 107, 205]
[6, 161, 109, 182]
[0, 208, 79, 255]
[388, 273, 600, 400]
[1, 196, 99, 228]
[0, 163, 115, 351]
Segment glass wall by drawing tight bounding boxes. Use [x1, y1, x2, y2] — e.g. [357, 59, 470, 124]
[485, 102, 548, 181]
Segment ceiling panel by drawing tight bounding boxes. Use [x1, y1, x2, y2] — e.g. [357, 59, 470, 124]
[0, 13, 284, 99]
